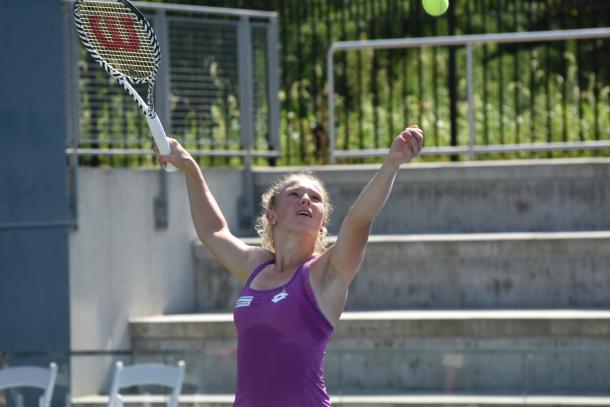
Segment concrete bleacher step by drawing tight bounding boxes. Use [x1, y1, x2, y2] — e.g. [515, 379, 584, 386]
[112, 159, 610, 405]
[193, 231, 610, 312]
[70, 393, 610, 407]
[128, 310, 610, 395]
[130, 310, 610, 347]
[253, 158, 610, 235]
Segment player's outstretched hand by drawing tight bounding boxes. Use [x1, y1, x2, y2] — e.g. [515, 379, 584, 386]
[153, 138, 196, 173]
[386, 125, 424, 168]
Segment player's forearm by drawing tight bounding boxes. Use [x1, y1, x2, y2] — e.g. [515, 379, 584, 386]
[182, 159, 229, 239]
[346, 160, 400, 225]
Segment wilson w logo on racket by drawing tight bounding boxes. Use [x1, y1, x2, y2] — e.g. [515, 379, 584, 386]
[89, 15, 141, 51]
[74, 0, 176, 172]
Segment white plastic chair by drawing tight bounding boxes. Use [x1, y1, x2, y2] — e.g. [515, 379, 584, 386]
[0, 362, 58, 407]
[107, 361, 185, 407]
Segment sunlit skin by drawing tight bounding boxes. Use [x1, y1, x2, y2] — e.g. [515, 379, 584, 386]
[247, 177, 328, 290]
[270, 178, 326, 242]
[153, 125, 423, 406]
[155, 125, 424, 326]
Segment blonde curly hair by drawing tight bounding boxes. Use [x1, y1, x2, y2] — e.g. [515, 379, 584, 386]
[255, 171, 332, 254]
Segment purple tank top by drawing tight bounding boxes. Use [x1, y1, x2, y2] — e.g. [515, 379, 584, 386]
[233, 257, 334, 406]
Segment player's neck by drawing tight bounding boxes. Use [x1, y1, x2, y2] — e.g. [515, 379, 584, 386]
[272, 233, 315, 273]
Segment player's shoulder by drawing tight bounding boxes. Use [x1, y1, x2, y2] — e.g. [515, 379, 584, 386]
[244, 247, 275, 277]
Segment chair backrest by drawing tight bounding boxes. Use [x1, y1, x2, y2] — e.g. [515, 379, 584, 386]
[0, 363, 58, 407]
[107, 361, 185, 407]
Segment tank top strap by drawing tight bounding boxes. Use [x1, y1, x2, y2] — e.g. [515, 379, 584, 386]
[245, 258, 275, 287]
[294, 256, 319, 292]
[293, 255, 318, 280]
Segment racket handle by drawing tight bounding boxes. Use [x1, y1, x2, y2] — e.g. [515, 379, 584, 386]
[146, 114, 177, 172]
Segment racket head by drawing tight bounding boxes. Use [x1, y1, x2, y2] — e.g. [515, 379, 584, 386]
[74, 0, 160, 84]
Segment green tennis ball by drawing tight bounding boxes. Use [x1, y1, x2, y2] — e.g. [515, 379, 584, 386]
[422, 0, 449, 16]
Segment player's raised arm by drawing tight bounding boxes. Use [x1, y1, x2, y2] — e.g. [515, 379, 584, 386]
[326, 125, 424, 283]
[157, 139, 260, 281]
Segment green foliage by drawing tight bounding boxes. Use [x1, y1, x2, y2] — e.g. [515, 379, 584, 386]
[75, 0, 610, 167]
[277, 0, 610, 164]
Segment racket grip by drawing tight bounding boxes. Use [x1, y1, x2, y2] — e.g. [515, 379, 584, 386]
[146, 114, 177, 172]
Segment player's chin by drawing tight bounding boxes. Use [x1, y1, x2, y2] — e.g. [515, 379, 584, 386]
[293, 217, 315, 228]
[290, 218, 319, 233]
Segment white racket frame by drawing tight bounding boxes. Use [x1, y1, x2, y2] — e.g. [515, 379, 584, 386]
[74, 0, 177, 172]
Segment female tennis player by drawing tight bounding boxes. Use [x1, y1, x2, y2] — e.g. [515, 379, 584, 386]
[156, 125, 423, 406]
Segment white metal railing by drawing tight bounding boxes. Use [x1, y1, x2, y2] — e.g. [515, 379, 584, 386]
[62, 1, 280, 228]
[64, 0, 280, 161]
[327, 28, 610, 164]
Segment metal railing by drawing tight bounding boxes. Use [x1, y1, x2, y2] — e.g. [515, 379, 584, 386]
[327, 28, 610, 163]
[62, 1, 280, 228]
[64, 0, 280, 163]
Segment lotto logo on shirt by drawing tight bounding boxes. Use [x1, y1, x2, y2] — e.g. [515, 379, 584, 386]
[235, 296, 254, 308]
[271, 291, 289, 303]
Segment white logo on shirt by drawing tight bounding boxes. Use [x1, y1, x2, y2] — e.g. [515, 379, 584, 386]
[271, 289, 289, 303]
[235, 296, 254, 308]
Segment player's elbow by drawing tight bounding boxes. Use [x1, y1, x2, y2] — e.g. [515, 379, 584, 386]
[198, 226, 229, 246]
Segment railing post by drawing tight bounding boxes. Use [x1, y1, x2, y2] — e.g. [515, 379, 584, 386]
[327, 47, 336, 164]
[466, 42, 476, 160]
[267, 14, 281, 159]
[154, 9, 172, 132]
[238, 15, 255, 228]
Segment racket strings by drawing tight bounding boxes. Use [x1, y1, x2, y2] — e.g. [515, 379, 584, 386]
[76, 0, 158, 81]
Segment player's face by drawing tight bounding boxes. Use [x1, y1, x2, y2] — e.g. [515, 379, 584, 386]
[273, 176, 326, 235]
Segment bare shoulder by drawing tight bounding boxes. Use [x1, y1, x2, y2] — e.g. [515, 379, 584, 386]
[242, 246, 275, 281]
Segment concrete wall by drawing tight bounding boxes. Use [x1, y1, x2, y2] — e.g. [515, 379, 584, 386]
[196, 158, 610, 312]
[129, 311, 610, 394]
[68, 167, 243, 395]
[255, 158, 610, 234]
[68, 158, 610, 394]
[195, 231, 610, 312]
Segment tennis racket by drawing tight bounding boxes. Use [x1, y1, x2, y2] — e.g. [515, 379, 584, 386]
[74, 0, 176, 172]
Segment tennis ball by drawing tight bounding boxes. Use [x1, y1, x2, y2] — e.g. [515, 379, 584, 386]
[422, 0, 449, 16]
